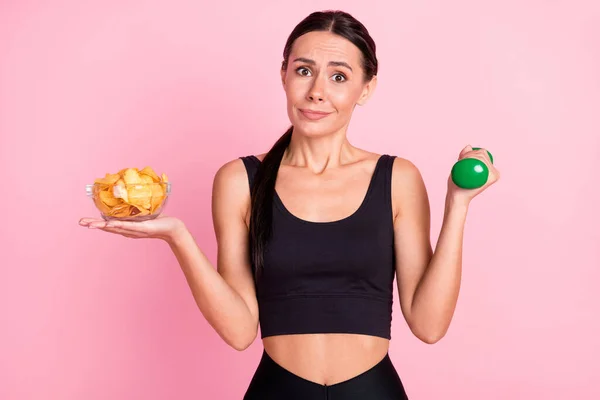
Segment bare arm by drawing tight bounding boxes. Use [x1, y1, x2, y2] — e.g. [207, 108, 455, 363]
[168, 158, 259, 351]
[391, 158, 467, 344]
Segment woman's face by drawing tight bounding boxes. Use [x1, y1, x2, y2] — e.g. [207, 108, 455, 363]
[281, 31, 377, 138]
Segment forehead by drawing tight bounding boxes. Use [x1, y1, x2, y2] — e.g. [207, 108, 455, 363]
[290, 31, 361, 65]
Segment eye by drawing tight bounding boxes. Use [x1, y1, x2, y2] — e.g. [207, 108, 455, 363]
[332, 73, 346, 82]
[296, 67, 312, 76]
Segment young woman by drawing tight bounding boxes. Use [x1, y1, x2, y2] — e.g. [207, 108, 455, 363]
[80, 10, 499, 399]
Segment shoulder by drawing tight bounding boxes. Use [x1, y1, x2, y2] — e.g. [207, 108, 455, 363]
[213, 157, 250, 188]
[389, 156, 429, 218]
[212, 157, 254, 219]
[390, 156, 423, 180]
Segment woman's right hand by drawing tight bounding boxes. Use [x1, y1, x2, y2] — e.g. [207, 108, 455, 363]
[78, 215, 187, 244]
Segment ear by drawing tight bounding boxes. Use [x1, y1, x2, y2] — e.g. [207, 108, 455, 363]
[280, 66, 287, 89]
[356, 75, 378, 106]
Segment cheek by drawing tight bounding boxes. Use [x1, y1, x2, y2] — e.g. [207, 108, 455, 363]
[286, 78, 309, 100]
[329, 86, 360, 111]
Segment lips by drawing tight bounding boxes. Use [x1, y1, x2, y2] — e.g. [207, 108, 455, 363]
[298, 108, 332, 121]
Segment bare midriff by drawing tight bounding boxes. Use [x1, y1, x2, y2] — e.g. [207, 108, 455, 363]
[262, 333, 390, 386]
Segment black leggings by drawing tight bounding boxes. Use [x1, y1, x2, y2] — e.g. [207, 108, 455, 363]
[243, 350, 409, 399]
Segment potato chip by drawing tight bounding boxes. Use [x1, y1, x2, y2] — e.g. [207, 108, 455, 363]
[127, 184, 152, 210]
[130, 204, 151, 216]
[108, 203, 131, 217]
[93, 195, 112, 215]
[94, 173, 120, 186]
[90, 166, 170, 220]
[113, 179, 129, 202]
[150, 183, 165, 213]
[140, 166, 160, 182]
[123, 168, 143, 185]
[99, 189, 121, 207]
[118, 167, 137, 176]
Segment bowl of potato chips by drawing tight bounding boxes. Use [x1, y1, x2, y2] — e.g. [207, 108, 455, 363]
[86, 166, 171, 221]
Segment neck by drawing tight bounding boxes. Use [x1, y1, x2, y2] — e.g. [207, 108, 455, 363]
[284, 127, 357, 172]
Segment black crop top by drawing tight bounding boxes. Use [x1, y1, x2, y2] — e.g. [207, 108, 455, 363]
[240, 154, 397, 340]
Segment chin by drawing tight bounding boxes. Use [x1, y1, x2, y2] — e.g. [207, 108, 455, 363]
[292, 121, 336, 137]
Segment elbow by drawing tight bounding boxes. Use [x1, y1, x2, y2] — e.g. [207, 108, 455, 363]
[230, 337, 254, 351]
[419, 332, 445, 345]
[410, 323, 447, 345]
[226, 327, 258, 352]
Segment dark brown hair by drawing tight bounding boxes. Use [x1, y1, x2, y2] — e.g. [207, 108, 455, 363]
[249, 10, 378, 278]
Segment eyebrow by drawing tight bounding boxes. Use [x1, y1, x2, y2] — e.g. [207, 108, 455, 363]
[292, 57, 353, 72]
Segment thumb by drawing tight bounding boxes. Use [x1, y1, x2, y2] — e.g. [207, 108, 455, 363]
[459, 144, 472, 158]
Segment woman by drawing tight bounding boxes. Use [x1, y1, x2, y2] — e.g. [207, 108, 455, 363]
[79, 10, 499, 399]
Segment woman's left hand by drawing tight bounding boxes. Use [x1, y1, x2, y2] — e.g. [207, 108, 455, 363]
[446, 145, 500, 206]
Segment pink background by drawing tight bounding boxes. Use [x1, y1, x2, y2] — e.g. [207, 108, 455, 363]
[1, 0, 599, 399]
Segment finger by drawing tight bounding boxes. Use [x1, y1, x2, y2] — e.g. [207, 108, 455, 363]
[104, 220, 139, 230]
[79, 218, 105, 226]
[475, 148, 491, 162]
[464, 153, 492, 170]
[470, 154, 500, 182]
[104, 220, 154, 234]
[475, 153, 491, 165]
[459, 145, 472, 159]
[86, 221, 109, 229]
[86, 220, 139, 231]
[86, 221, 137, 232]
[96, 226, 146, 238]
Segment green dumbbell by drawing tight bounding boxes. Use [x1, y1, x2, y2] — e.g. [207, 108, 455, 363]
[451, 147, 494, 189]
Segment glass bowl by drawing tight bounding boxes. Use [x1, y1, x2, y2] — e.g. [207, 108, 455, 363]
[85, 181, 171, 222]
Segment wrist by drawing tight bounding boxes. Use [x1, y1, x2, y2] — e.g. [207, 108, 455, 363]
[165, 219, 190, 247]
[445, 194, 470, 214]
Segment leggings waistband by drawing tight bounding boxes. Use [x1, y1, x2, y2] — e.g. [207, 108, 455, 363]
[243, 349, 409, 400]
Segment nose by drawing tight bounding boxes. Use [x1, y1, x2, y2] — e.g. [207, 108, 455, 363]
[307, 78, 325, 102]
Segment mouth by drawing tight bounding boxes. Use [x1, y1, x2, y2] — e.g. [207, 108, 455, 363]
[298, 108, 332, 121]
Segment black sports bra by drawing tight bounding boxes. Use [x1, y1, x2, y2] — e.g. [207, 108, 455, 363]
[240, 154, 397, 340]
